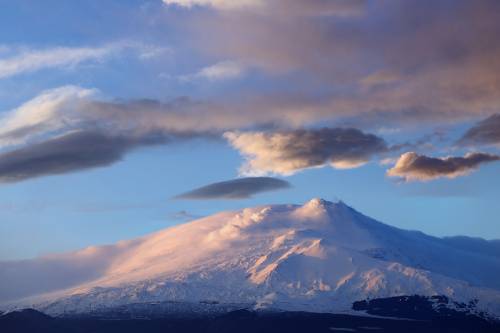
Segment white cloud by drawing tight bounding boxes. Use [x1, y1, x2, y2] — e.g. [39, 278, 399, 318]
[0, 86, 97, 146]
[162, 0, 364, 16]
[0, 42, 166, 80]
[0, 46, 115, 79]
[137, 45, 171, 60]
[225, 128, 387, 176]
[162, 0, 262, 10]
[180, 60, 245, 82]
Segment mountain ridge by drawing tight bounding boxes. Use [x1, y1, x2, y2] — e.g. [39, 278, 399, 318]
[1, 198, 499, 318]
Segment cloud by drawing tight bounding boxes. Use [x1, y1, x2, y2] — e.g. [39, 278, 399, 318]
[0, 86, 297, 183]
[164, 0, 500, 126]
[0, 85, 228, 148]
[387, 152, 500, 182]
[170, 210, 203, 221]
[0, 86, 325, 183]
[0, 240, 141, 301]
[179, 60, 245, 81]
[0, 130, 169, 183]
[3, 83, 496, 184]
[163, 0, 364, 16]
[0, 86, 97, 146]
[459, 114, 500, 146]
[0, 43, 163, 79]
[163, 0, 260, 10]
[175, 177, 290, 199]
[0, 86, 170, 183]
[225, 128, 387, 176]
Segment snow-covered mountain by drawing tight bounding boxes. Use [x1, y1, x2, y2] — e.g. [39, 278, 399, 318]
[1, 198, 500, 317]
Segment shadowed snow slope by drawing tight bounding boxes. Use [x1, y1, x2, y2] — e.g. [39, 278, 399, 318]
[1, 198, 499, 316]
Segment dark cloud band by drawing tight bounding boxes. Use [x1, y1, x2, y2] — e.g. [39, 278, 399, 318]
[175, 177, 291, 199]
[0, 130, 168, 183]
[459, 114, 500, 146]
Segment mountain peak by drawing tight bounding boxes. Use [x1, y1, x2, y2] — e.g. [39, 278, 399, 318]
[3, 199, 500, 318]
[295, 198, 350, 221]
[304, 197, 331, 208]
[303, 198, 350, 210]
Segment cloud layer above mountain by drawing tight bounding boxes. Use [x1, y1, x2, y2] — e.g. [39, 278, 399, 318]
[175, 177, 290, 199]
[0, 1, 500, 184]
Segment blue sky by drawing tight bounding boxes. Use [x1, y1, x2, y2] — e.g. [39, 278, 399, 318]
[0, 0, 500, 260]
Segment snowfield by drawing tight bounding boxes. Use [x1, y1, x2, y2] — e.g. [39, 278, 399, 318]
[1, 198, 500, 317]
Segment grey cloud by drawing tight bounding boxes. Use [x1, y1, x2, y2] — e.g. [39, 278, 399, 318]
[0, 87, 230, 183]
[387, 152, 500, 182]
[174, 0, 500, 125]
[0, 86, 395, 184]
[175, 177, 291, 199]
[0, 130, 169, 183]
[459, 114, 500, 146]
[226, 128, 388, 175]
[170, 210, 203, 221]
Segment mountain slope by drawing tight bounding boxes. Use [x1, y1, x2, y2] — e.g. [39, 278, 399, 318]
[1, 199, 499, 317]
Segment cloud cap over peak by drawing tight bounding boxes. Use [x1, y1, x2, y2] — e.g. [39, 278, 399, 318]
[225, 127, 388, 176]
[175, 177, 290, 199]
[387, 151, 500, 182]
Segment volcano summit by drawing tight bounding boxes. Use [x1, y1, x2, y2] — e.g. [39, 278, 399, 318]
[1, 199, 500, 321]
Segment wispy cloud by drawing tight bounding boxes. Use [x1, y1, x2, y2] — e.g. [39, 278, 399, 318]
[163, 0, 364, 16]
[0, 42, 165, 79]
[0, 85, 97, 146]
[163, 0, 263, 10]
[179, 60, 245, 82]
[175, 177, 290, 199]
[387, 152, 500, 182]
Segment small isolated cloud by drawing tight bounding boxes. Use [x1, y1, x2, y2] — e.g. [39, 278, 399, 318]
[175, 177, 290, 199]
[387, 152, 500, 182]
[360, 70, 402, 89]
[163, 0, 264, 10]
[225, 128, 387, 176]
[459, 114, 500, 146]
[0, 130, 168, 183]
[170, 210, 203, 221]
[180, 60, 245, 82]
